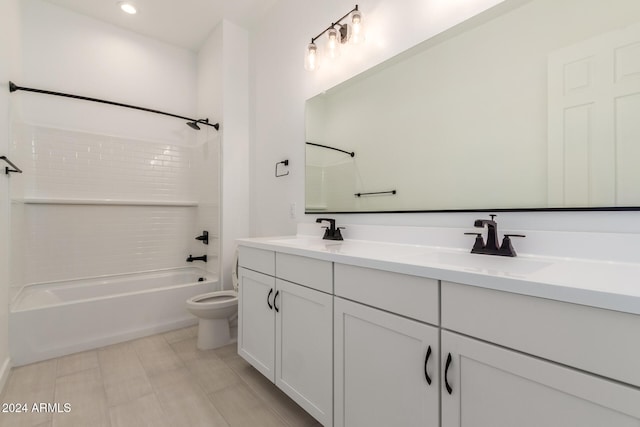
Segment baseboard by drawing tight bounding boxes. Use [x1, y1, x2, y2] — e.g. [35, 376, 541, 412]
[0, 355, 11, 394]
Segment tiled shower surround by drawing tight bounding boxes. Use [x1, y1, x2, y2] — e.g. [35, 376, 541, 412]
[9, 123, 219, 294]
[12, 124, 198, 201]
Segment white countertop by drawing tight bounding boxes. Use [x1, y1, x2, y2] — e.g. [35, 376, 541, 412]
[237, 235, 640, 316]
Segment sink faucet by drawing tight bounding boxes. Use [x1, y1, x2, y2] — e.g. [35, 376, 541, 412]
[316, 218, 344, 241]
[187, 254, 207, 262]
[474, 214, 500, 254]
[465, 215, 525, 257]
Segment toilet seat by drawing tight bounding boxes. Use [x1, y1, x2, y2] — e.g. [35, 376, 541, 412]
[188, 249, 240, 310]
[195, 294, 236, 303]
[187, 290, 238, 310]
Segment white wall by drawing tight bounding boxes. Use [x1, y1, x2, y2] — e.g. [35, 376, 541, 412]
[220, 22, 250, 289]
[249, 0, 640, 241]
[221, 21, 250, 288]
[197, 20, 250, 290]
[0, 0, 21, 393]
[19, 0, 197, 144]
[196, 25, 224, 286]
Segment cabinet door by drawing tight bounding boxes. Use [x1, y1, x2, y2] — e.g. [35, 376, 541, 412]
[441, 330, 640, 427]
[334, 297, 439, 427]
[275, 279, 333, 427]
[238, 267, 276, 381]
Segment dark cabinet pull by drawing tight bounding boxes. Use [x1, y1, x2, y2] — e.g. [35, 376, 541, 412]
[424, 345, 432, 385]
[444, 353, 453, 394]
[274, 290, 280, 312]
[267, 288, 273, 310]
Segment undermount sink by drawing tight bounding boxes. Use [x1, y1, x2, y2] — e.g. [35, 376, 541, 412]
[264, 237, 552, 277]
[415, 251, 553, 276]
[267, 236, 340, 247]
[267, 237, 433, 259]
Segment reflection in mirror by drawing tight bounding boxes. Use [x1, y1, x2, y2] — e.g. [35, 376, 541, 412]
[305, 0, 640, 213]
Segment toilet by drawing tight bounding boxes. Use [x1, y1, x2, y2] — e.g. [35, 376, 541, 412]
[186, 253, 239, 350]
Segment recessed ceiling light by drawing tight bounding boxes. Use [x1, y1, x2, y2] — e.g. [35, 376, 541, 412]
[118, 2, 137, 15]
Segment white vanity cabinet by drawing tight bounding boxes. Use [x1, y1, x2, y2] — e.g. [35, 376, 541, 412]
[237, 238, 640, 427]
[441, 282, 640, 427]
[333, 264, 440, 427]
[238, 247, 333, 426]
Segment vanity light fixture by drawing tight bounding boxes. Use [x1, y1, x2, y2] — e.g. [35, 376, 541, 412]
[349, 8, 364, 44]
[118, 2, 137, 15]
[326, 27, 341, 60]
[304, 43, 319, 71]
[304, 5, 364, 71]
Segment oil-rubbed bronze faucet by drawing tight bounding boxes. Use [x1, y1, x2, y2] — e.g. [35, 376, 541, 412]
[316, 218, 345, 241]
[186, 254, 207, 262]
[465, 215, 525, 257]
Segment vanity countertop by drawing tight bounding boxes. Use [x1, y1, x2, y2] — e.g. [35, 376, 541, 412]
[237, 235, 640, 316]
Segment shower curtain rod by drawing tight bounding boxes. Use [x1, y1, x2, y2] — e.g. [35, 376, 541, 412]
[306, 142, 355, 157]
[8, 81, 219, 131]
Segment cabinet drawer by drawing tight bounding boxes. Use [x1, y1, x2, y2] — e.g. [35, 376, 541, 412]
[275, 253, 332, 293]
[334, 264, 439, 325]
[238, 246, 275, 276]
[442, 281, 640, 388]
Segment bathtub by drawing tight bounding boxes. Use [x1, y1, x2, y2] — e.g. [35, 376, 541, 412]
[10, 267, 217, 366]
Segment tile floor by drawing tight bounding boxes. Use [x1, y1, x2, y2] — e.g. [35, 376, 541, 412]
[0, 326, 321, 427]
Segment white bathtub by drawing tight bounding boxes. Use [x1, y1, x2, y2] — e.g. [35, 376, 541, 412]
[10, 267, 216, 366]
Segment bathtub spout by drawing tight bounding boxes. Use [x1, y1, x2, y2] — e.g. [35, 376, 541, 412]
[187, 254, 207, 262]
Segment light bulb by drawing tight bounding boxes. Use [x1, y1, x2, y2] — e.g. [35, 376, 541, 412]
[326, 27, 341, 60]
[304, 43, 319, 71]
[350, 10, 364, 44]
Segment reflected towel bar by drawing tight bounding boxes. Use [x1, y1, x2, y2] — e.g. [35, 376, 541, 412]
[0, 156, 22, 175]
[355, 190, 396, 197]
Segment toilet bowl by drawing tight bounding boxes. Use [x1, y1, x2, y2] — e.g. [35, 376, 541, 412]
[186, 290, 238, 350]
[186, 252, 239, 350]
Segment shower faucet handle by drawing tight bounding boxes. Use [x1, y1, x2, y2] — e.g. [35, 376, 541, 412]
[195, 231, 209, 245]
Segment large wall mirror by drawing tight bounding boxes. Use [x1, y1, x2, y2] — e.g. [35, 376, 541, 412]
[305, 0, 640, 213]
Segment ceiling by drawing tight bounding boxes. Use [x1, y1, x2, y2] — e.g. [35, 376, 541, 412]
[43, 0, 279, 51]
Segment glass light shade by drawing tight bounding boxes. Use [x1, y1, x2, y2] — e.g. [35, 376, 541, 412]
[326, 27, 341, 59]
[349, 10, 364, 44]
[304, 43, 319, 71]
